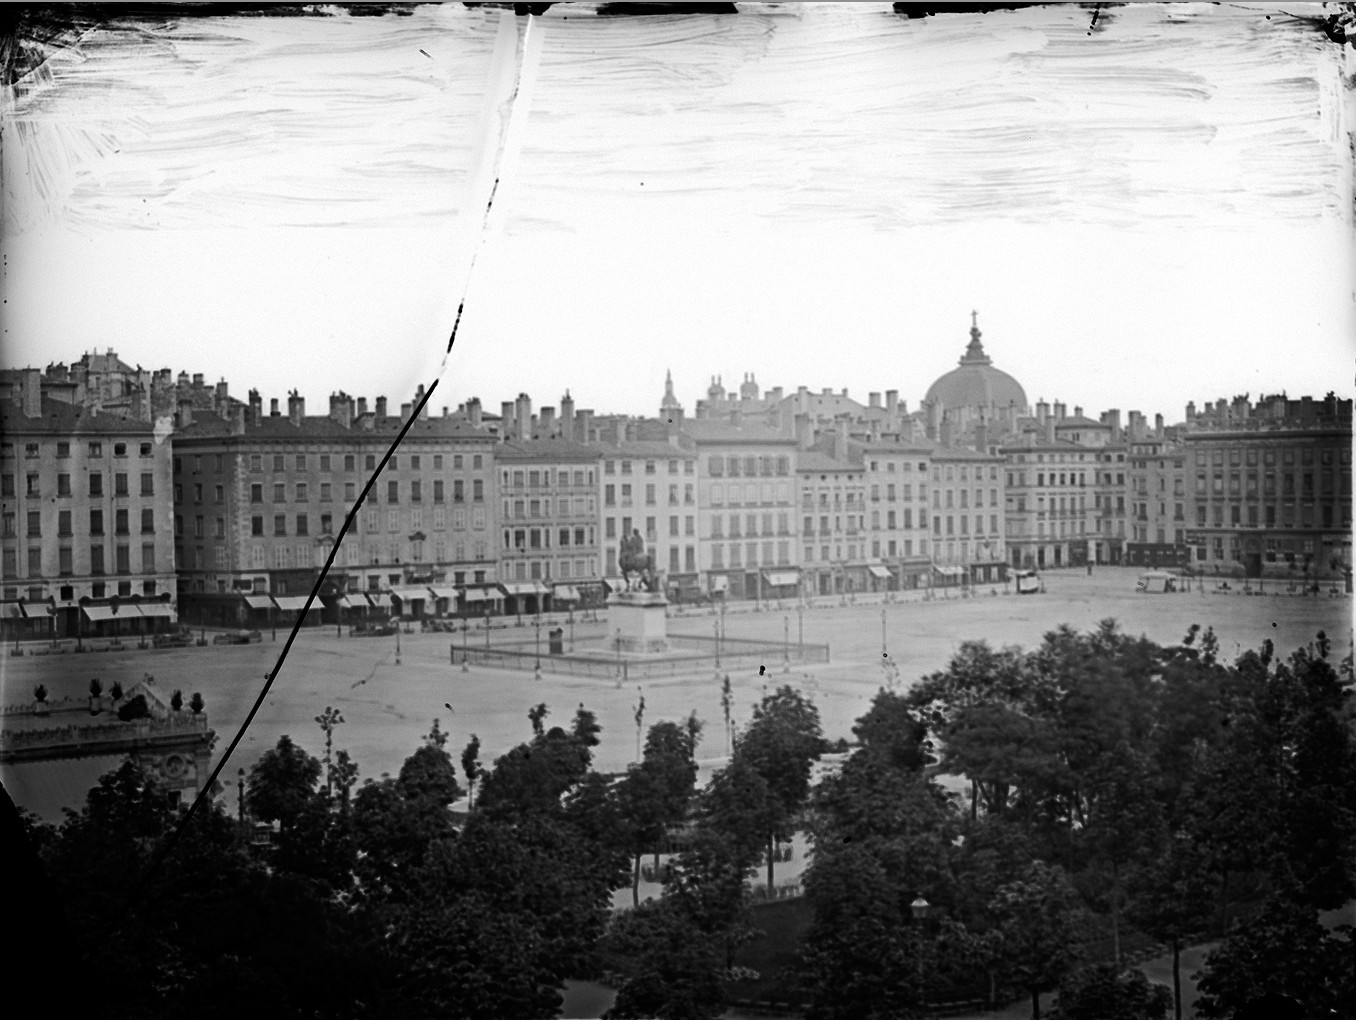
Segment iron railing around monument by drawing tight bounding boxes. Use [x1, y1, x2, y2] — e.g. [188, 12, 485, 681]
[450, 633, 829, 683]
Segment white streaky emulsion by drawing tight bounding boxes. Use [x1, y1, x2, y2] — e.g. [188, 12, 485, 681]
[1, 2, 1351, 416]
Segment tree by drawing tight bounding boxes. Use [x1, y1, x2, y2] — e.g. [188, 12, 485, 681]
[397, 721, 463, 806]
[170, 689, 184, 712]
[851, 688, 934, 773]
[110, 680, 123, 702]
[1050, 964, 1171, 1020]
[528, 702, 549, 737]
[989, 861, 1083, 1020]
[246, 735, 321, 833]
[33, 683, 47, 703]
[461, 733, 482, 810]
[187, 692, 204, 715]
[1193, 898, 1355, 1020]
[602, 899, 735, 1020]
[1124, 831, 1216, 1020]
[313, 705, 345, 798]
[386, 892, 563, 1020]
[89, 677, 103, 698]
[720, 674, 734, 755]
[736, 685, 823, 890]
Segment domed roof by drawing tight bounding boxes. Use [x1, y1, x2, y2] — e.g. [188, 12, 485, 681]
[924, 314, 1028, 413]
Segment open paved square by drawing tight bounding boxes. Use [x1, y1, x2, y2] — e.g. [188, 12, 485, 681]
[3, 567, 1348, 820]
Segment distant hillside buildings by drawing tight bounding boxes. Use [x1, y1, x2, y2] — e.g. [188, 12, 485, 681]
[2, 320, 1350, 637]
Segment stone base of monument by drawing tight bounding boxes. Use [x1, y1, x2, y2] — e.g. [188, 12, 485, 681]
[607, 589, 670, 654]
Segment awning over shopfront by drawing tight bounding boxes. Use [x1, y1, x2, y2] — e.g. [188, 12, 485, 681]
[137, 604, 176, 619]
[552, 586, 581, 601]
[708, 576, 729, 593]
[338, 595, 364, 610]
[389, 587, 430, 603]
[867, 564, 893, 579]
[500, 581, 547, 597]
[366, 593, 392, 609]
[272, 595, 317, 612]
[82, 605, 119, 622]
[427, 586, 459, 601]
[1, 602, 26, 619]
[762, 570, 800, 587]
[933, 564, 966, 577]
[461, 588, 498, 603]
[244, 595, 275, 610]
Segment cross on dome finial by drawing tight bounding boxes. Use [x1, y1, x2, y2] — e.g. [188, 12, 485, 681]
[961, 310, 991, 366]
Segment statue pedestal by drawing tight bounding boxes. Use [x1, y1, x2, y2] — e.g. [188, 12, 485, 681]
[607, 589, 669, 654]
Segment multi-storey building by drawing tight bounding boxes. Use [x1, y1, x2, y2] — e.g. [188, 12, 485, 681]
[1001, 411, 1096, 571]
[172, 389, 499, 625]
[928, 445, 1008, 585]
[1092, 433, 1129, 566]
[1124, 430, 1190, 569]
[496, 437, 601, 613]
[1, 373, 177, 640]
[1181, 393, 1352, 582]
[796, 428, 868, 596]
[598, 435, 699, 601]
[685, 416, 799, 601]
[857, 438, 933, 590]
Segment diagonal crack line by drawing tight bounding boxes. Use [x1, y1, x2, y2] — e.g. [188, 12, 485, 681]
[123, 378, 441, 914]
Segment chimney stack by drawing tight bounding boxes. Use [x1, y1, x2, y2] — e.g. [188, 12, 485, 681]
[1154, 413, 1164, 437]
[232, 404, 247, 435]
[415, 384, 429, 419]
[1073, 405, 1083, 419]
[1044, 415, 1056, 444]
[869, 392, 881, 408]
[467, 397, 483, 429]
[248, 388, 263, 424]
[500, 401, 515, 437]
[1036, 400, 1049, 423]
[357, 396, 368, 417]
[577, 409, 594, 443]
[540, 406, 556, 437]
[1185, 401, 1196, 423]
[21, 368, 41, 418]
[515, 393, 532, 441]
[1053, 401, 1066, 421]
[375, 396, 388, 418]
[288, 390, 304, 426]
[330, 391, 353, 429]
[885, 389, 899, 414]
[559, 391, 574, 438]
[192, 372, 204, 388]
[270, 398, 280, 417]
[177, 398, 194, 429]
[400, 402, 412, 420]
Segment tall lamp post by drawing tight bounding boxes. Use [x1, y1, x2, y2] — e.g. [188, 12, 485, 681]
[394, 620, 401, 665]
[911, 896, 931, 991]
[534, 616, 542, 681]
[567, 607, 575, 652]
[615, 628, 623, 687]
[881, 607, 887, 657]
[797, 602, 804, 656]
[461, 616, 469, 672]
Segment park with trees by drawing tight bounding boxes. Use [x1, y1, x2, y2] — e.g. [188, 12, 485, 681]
[8, 619, 1354, 1020]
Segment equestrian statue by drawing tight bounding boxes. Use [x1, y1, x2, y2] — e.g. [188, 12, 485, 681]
[618, 530, 660, 593]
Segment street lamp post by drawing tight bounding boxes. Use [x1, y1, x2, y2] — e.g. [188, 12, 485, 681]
[881, 607, 887, 658]
[462, 617, 469, 671]
[568, 607, 575, 652]
[797, 603, 804, 655]
[394, 621, 401, 665]
[534, 617, 542, 681]
[911, 897, 931, 991]
[615, 628, 623, 686]
[484, 606, 491, 649]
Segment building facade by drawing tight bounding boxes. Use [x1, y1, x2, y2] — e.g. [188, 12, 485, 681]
[497, 438, 601, 613]
[1181, 394, 1352, 582]
[172, 390, 500, 625]
[686, 418, 799, 602]
[857, 439, 933, 589]
[1, 378, 178, 640]
[928, 446, 1008, 585]
[598, 437, 699, 601]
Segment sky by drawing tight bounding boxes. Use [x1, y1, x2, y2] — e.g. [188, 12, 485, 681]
[3, 1, 1353, 424]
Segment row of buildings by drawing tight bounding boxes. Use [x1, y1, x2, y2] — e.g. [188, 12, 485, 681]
[2, 321, 1350, 638]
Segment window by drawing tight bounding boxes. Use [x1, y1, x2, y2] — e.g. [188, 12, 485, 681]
[140, 473, 154, 496]
[252, 515, 264, 536]
[115, 545, 130, 575]
[115, 509, 129, 535]
[141, 508, 154, 534]
[273, 483, 285, 502]
[296, 514, 309, 536]
[296, 483, 308, 501]
[274, 515, 287, 536]
[434, 480, 444, 502]
[472, 480, 483, 501]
